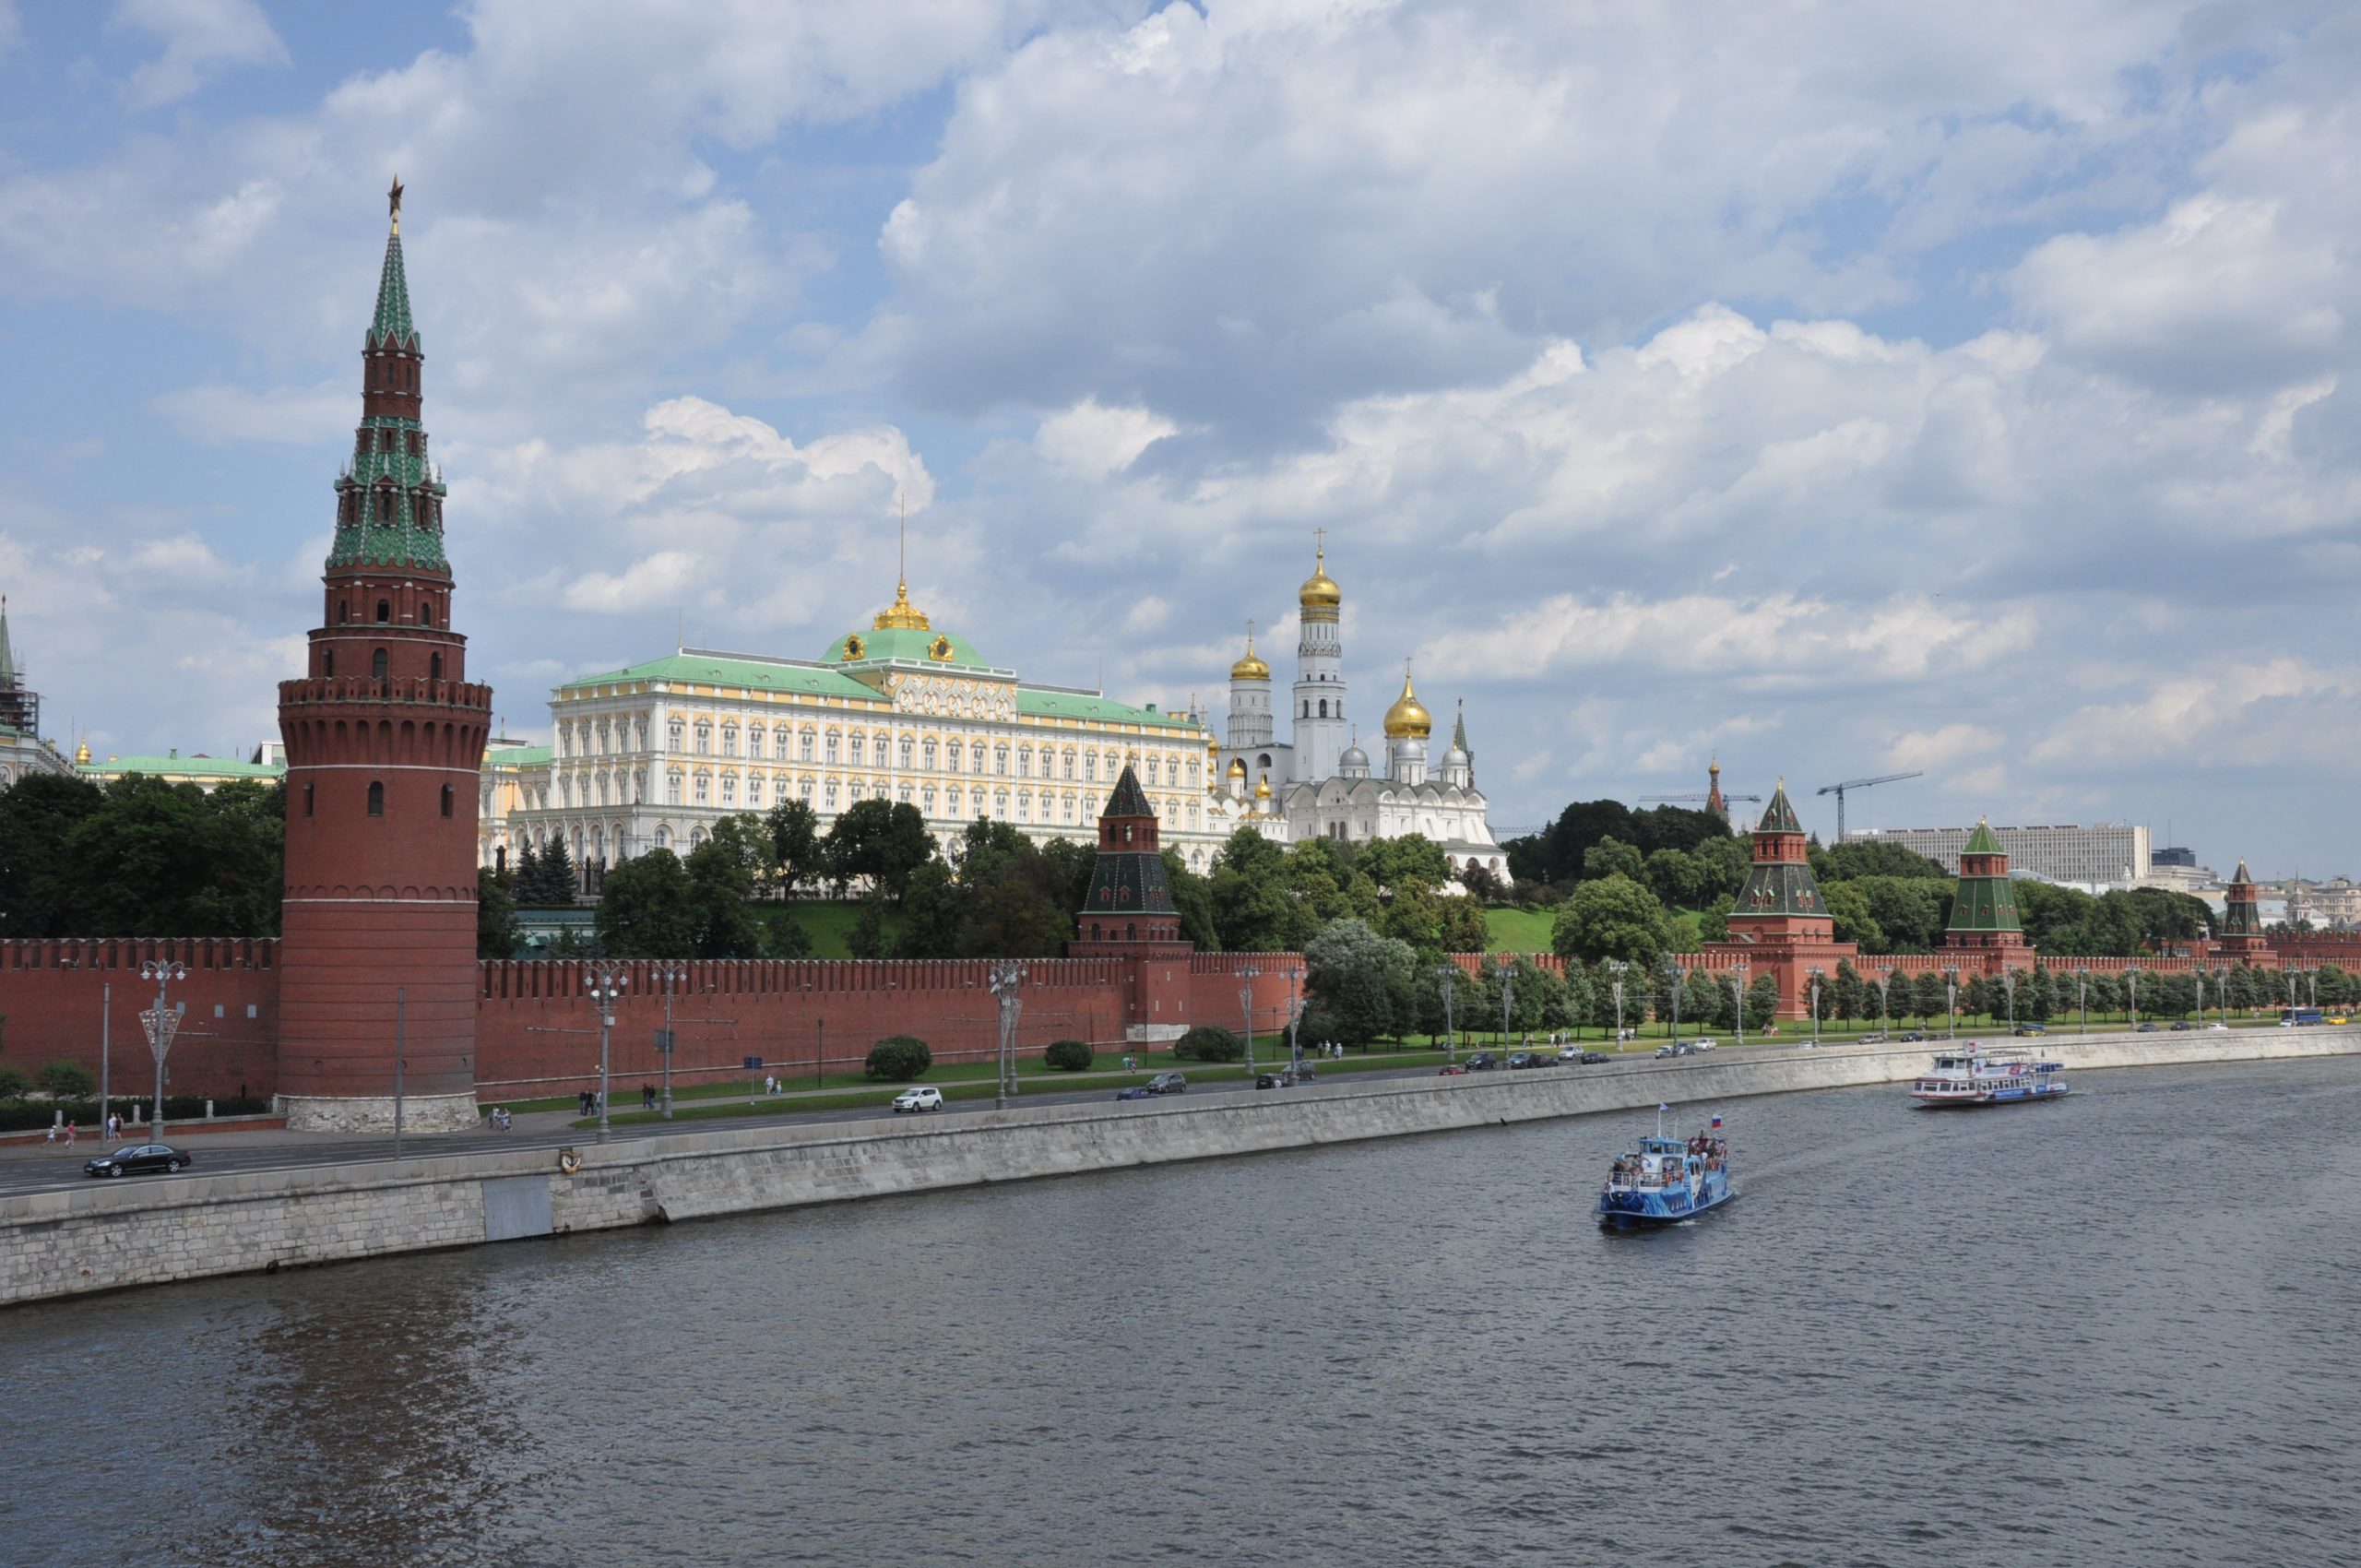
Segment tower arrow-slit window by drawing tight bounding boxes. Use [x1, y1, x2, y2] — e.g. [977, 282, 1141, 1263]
[367, 780, 385, 816]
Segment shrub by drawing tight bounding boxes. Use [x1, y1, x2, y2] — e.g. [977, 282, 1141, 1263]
[1173, 1025, 1242, 1063]
[863, 1035, 933, 1081]
[0, 1065, 28, 1100]
[1043, 1039, 1095, 1072]
[36, 1060, 96, 1099]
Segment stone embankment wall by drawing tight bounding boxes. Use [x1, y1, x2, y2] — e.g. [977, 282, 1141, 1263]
[7, 1027, 2356, 1309]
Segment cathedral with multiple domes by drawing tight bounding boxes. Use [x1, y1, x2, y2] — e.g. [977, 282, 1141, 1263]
[1216, 541, 1509, 885]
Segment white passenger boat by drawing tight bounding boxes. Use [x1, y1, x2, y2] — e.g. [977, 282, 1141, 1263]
[1909, 1046, 2069, 1107]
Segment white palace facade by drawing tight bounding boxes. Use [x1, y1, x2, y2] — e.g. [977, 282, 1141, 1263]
[479, 576, 1266, 886]
[1216, 543, 1509, 885]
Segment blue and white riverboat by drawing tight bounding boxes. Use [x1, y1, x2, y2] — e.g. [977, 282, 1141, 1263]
[1597, 1107, 1734, 1231]
[1909, 1045, 2069, 1108]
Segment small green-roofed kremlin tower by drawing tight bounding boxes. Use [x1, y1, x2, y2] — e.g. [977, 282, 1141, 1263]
[274, 181, 492, 1133]
[1944, 817, 2028, 959]
[1070, 762, 1197, 1039]
[1722, 778, 1857, 1018]
[2215, 859, 2275, 967]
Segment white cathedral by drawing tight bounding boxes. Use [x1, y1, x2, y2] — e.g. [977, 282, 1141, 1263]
[1215, 542, 1510, 885]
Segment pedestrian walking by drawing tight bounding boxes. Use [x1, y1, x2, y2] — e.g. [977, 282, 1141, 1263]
[43, 1122, 60, 1144]
[106, 1113, 122, 1140]
[63, 1121, 77, 1146]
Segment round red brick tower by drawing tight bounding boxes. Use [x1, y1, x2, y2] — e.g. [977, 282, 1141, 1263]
[275, 186, 491, 1133]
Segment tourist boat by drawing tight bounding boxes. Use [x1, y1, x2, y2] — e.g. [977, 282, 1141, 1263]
[1596, 1108, 1733, 1231]
[1909, 1046, 2069, 1107]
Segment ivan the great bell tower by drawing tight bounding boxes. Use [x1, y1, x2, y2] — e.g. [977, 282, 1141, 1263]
[275, 183, 492, 1133]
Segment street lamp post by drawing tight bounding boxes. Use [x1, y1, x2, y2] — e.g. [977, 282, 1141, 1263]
[2126, 965, 2141, 1030]
[99, 982, 112, 1137]
[2001, 970, 2016, 1031]
[1875, 964, 1892, 1035]
[654, 962, 688, 1119]
[1287, 966, 1306, 1072]
[584, 962, 628, 1144]
[989, 961, 1024, 1108]
[1238, 964, 1261, 1081]
[1733, 962, 1750, 1044]
[1608, 961, 1627, 1047]
[1808, 967, 1825, 1047]
[1942, 968, 1959, 1039]
[2194, 967, 2205, 1030]
[138, 959, 185, 1145]
[1436, 964, 1458, 1063]
[2076, 967, 2090, 1035]
[1500, 964, 1516, 1049]
[1663, 959, 1683, 1048]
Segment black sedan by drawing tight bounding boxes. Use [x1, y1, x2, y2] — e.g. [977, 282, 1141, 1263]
[1463, 1052, 1500, 1071]
[1580, 1051, 1610, 1063]
[84, 1143, 191, 1178]
[1506, 1051, 1551, 1070]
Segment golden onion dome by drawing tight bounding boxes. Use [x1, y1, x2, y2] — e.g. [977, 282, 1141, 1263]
[75, 738, 92, 766]
[1254, 776, 1273, 799]
[1382, 668, 1431, 739]
[1228, 756, 1247, 778]
[1299, 544, 1341, 611]
[1229, 631, 1271, 682]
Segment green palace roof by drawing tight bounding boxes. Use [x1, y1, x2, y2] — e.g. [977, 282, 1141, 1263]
[819, 625, 989, 668]
[82, 753, 284, 781]
[485, 743, 552, 768]
[1018, 689, 1192, 728]
[559, 653, 878, 701]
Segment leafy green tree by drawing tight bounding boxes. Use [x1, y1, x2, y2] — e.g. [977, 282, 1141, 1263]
[763, 798, 825, 897]
[1832, 959, 1867, 1022]
[37, 1060, 96, 1098]
[1163, 849, 1220, 950]
[1174, 1025, 1243, 1063]
[1435, 893, 1489, 954]
[1912, 971, 1951, 1027]
[825, 799, 935, 900]
[0, 1065, 28, 1100]
[685, 833, 767, 958]
[1583, 836, 1645, 884]
[593, 849, 694, 957]
[1358, 833, 1448, 896]
[864, 1036, 932, 1080]
[0, 772, 104, 936]
[893, 861, 966, 959]
[1744, 972, 1781, 1033]
[1851, 876, 1949, 953]
[1416, 960, 1486, 1040]
[1044, 1039, 1094, 1071]
[1823, 882, 1888, 953]
[1693, 834, 1752, 901]
[1211, 826, 1313, 952]
[847, 890, 892, 960]
[1679, 966, 1721, 1030]
[1304, 919, 1418, 1046]
[1550, 873, 1673, 969]
[477, 866, 521, 959]
[1812, 840, 1952, 881]
[1643, 848, 1714, 911]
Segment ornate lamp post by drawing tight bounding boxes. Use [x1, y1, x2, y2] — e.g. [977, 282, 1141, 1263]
[1500, 963, 1516, 1049]
[1732, 960, 1750, 1044]
[1436, 963, 1459, 1063]
[989, 961, 1024, 1109]
[584, 963, 628, 1143]
[1662, 958, 1683, 1048]
[1942, 967, 1960, 1039]
[1608, 960, 1628, 1047]
[138, 959, 186, 1146]
[2075, 966, 2090, 1034]
[653, 962, 688, 1119]
[1875, 964, 1893, 1034]
[1808, 966, 1825, 1047]
[2001, 969, 2017, 1031]
[1237, 963, 1261, 1081]
[2125, 964, 2141, 1029]
[1287, 965, 1306, 1071]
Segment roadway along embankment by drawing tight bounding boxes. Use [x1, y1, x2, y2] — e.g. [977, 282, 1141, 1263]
[6, 1026, 2355, 1308]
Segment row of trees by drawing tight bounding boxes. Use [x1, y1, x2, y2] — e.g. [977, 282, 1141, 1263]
[0, 773, 285, 939]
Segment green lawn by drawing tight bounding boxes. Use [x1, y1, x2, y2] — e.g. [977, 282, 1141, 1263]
[1483, 906, 1555, 953]
[763, 900, 905, 959]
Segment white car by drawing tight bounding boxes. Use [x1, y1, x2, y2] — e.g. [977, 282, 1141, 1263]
[1691, 1039, 1716, 1051]
[890, 1087, 944, 1113]
[2208, 1022, 2229, 1031]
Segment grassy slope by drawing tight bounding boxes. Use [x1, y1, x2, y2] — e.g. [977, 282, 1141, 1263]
[762, 900, 908, 959]
[1483, 905, 1555, 953]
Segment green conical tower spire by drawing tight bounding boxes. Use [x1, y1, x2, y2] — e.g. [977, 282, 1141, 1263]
[1946, 817, 2022, 936]
[371, 175, 417, 349]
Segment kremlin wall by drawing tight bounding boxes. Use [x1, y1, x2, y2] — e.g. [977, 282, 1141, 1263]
[6, 195, 2354, 1127]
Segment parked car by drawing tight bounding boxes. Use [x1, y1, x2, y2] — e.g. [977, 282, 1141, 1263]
[1464, 1052, 1500, 1071]
[1654, 1043, 1677, 1058]
[83, 1143, 190, 1178]
[1580, 1051, 1609, 1064]
[1555, 1045, 1584, 1063]
[1255, 1067, 1315, 1088]
[2207, 1022, 2229, 1031]
[1691, 1039, 1716, 1051]
[1115, 1083, 1157, 1100]
[890, 1087, 944, 1113]
[1505, 1051, 1545, 1070]
[1899, 1030, 1928, 1043]
[1857, 1031, 1887, 1044]
[2135, 1023, 2162, 1033]
[2170, 1021, 2196, 1031]
[1436, 1063, 1467, 1076]
[2013, 1025, 2048, 1037]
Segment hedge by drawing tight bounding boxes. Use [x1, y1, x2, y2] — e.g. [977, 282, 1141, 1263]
[1043, 1039, 1095, 1072]
[0, 1095, 272, 1134]
[1173, 1025, 1242, 1063]
[863, 1036, 933, 1081]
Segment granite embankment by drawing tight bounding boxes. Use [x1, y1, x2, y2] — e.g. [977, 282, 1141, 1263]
[7, 1027, 2355, 1308]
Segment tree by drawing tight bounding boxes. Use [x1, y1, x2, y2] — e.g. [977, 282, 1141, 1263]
[1458, 861, 1507, 902]
[526, 835, 579, 906]
[37, 1060, 96, 1098]
[1582, 836, 1645, 884]
[1832, 960, 1867, 1023]
[477, 866, 521, 959]
[1435, 893, 1489, 955]
[847, 890, 892, 960]
[1211, 827, 1312, 952]
[1643, 848, 1714, 911]
[893, 861, 967, 959]
[1044, 1039, 1095, 1071]
[1813, 839, 1952, 881]
[0, 772, 104, 937]
[0, 1065, 27, 1099]
[685, 833, 767, 958]
[825, 799, 934, 900]
[1358, 833, 1448, 897]
[594, 849, 694, 957]
[864, 1036, 932, 1081]
[763, 798, 825, 897]
[1303, 919, 1418, 1046]
[1851, 876, 1949, 953]
[1679, 966, 1720, 1030]
[1550, 873, 1673, 969]
[1417, 961, 1486, 1039]
[1913, 971, 1952, 1028]
[1745, 973, 1781, 1032]
[1163, 849, 1220, 950]
[1823, 882, 1888, 953]
[1174, 1025, 1242, 1063]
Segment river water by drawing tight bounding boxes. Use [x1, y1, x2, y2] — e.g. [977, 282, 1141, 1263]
[4, 1056, 2357, 1568]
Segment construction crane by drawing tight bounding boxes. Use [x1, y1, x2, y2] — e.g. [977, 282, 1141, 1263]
[1637, 792, 1762, 806]
[1815, 771, 1923, 842]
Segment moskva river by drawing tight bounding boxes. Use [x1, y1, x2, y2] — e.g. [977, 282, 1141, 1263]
[6, 1056, 2358, 1567]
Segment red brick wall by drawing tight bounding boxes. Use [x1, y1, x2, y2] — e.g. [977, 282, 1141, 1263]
[0, 940, 281, 1099]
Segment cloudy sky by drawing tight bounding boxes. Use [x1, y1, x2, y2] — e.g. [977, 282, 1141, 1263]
[1, 0, 2355, 875]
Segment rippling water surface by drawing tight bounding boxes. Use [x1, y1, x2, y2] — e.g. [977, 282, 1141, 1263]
[5, 1056, 2358, 1567]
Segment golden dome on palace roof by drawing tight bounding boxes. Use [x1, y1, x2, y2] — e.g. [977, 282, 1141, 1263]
[1382, 667, 1431, 739]
[1299, 544, 1341, 611]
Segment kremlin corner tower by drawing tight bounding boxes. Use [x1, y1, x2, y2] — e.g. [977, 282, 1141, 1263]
[274, 185, 492, 1133]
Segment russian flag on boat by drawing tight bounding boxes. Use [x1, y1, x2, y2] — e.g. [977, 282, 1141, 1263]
[1711, 1116, 1723, 1129]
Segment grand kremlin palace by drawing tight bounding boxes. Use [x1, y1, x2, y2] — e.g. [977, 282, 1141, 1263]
[477, 575, 1267, 884]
